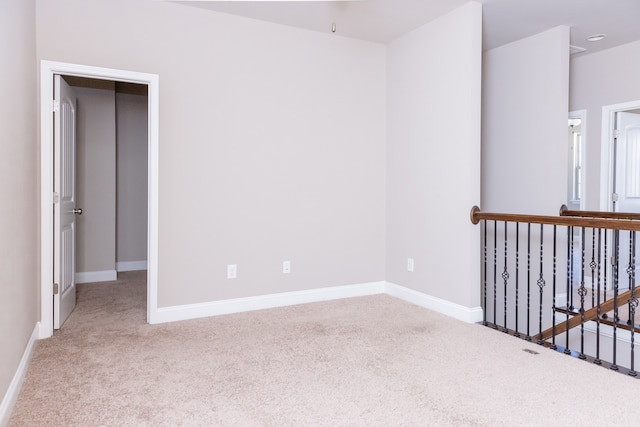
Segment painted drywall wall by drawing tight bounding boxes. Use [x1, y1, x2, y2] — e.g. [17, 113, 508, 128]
[116, 88, 148, 267]
[0, 0, 37, 417]
[385, 2, 482, 308]
[73, 82, 117, 275]
[570, 39, 640, 211]
[36, 0, 386, 306]
[482, 26, 570, 215]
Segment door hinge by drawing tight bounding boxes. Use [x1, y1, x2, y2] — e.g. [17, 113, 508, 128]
[614, 129, 620, 138]
[53, 192, 60, 204]
[53, 100, 60, 113]
[612, 193, 619, 202]
[53, 283, 59, 295]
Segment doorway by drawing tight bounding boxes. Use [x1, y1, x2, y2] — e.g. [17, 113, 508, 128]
[600, 100, 640, 290]
[40, 61, 159, 338]
[568, 110, 586, 211]
[600, 100, 640, 212]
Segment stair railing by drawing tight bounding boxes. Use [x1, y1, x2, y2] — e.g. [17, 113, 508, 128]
[470, 205, 640, 377]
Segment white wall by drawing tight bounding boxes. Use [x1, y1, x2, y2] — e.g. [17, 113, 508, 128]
[482, 26, 570, 215]
[36, 0, 387, 307]
[0, 0, 37, 420]
[386, 2, 482, 308]
[570, 39, 640, 210]
[73, 81, 117, 276]
[116, 87, 148, 268]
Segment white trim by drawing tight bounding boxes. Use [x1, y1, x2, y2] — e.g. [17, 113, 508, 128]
[116, 260, 148, 272]
[600, 99, 640, 211]
[0, 324, 39, 426]
[582, 321, 635, 344]
[153, 281, 484, 325]
[568, 109, 587, 209]
[553, 318, 636, 345]
[385, 282, 484, 323]
[153, 281, 387, 324]
[556, 293, 568, 310]
[40, 60, 159, 338]
[75, 270, 118, 284]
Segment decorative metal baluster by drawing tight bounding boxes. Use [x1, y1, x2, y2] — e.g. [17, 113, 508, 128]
[569, 227, 575, 311]
[493, 220, 498, 329]
[483, 221, 488, 326]
[526, 222, 532, 341]
[591, 229, 597, 309]
[503, 221, 510, 333]
[537, 224, 546, 345]
[594, 228, 602, 366]
[515, 223, 520, 338]
[565, 226, 571, 354]
[612, 229, 620, 371]
[602, 230, 609, 319]
[628, 231, 637, 377]
[550, 225, 557, 350]
[578, 227, 587, 360]
[628, 232, 634, 328]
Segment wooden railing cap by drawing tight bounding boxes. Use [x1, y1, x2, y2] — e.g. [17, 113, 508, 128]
[470, 205, 481, 225]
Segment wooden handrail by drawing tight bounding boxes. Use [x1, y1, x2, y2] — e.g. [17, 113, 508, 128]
[470, 206, 640, 232]
[559, 204, 640, 221]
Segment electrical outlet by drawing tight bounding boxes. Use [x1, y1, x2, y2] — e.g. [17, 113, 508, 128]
[283, 260, 291, 274]
[407, 258, 414, 272]
[227, 264, 237, 279]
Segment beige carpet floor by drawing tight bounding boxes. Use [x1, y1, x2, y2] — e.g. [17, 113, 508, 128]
[9, 271, 639, 426]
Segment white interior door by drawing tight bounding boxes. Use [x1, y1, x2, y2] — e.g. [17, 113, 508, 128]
[613, 111, 640, 289]
[54, 75, 78, 328]
[614, 111, 640, 212]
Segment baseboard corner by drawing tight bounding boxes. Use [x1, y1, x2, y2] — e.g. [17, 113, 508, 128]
[385, 282, 484, 324]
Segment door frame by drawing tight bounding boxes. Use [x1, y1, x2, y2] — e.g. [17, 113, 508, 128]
[600, 99, 640, 211]
[568, 109, 587, 210]
[40, 60, 160, 338]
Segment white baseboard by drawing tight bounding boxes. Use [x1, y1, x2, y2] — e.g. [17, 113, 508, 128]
[556, 293, 567, 309]
[153, 280, 483, 325]
[0, 323, 39, 427]
[75, 270, 117, 284]
[153, 281, 387, 324]
[116, 260, 147, 272]
[385, 282, 484, 324]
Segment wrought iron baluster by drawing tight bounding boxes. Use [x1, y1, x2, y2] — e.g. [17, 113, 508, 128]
[570, 227, 575, 311]
[591, 229, 597, 308]
[628, 231, 637, 377]
[551, 225, 557, 350]
[565, 226, 571, 354]
[612, 229, 620, 371]
[493, 220, 498, 329]
[578, 226, 587, 360]
[515, 223, 520, 338]
[503, 221, 509, 333]
[483, 221, 488, 326]
[603, 230, 609, 319]
[526, 222, 532, 341]
[537, 224, 546, 345]
[595, 228, 602, 366]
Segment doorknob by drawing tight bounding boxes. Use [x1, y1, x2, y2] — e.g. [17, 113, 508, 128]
[73, 208, 83, 215]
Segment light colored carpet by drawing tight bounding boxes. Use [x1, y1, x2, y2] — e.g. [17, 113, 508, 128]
[9, 271, 639, 426]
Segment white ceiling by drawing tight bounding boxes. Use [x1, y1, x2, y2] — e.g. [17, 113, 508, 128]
[175, 0, 640, 56]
